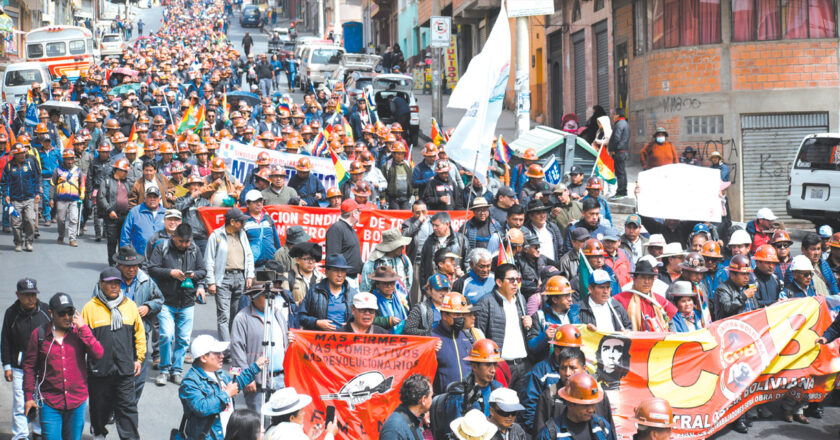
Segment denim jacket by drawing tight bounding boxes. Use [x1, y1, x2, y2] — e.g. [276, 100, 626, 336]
[179, 361, 260, 440]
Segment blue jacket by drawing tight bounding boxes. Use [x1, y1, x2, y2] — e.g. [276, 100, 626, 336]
[535, 410, 614, 440]
[120, 202, 166, 256]
[783, 258, 839, 295]
[582, 195, 613, 227]
[519, 355, 563, 433]
[36, 146, 61, 178]
[298, 279, 358, 330]
[458, 271, 496, 304]
[712, 162, 730, 182]
[527, 303, 581, 358]
[431, 324, 473, 394]
[243, 211, 280, 267]
[785, 279, 817, 298]
[411, 160, 435, 191]
[1, 156, 41, 201]
[443, 378, 503, 422]
[179, 362, 260, 440]
[287, 172, 326, 206]
[669, 310, 704, 332]
[381, 404, 425, 440]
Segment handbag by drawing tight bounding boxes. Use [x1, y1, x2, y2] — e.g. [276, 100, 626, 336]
[171, 413, 215, 440]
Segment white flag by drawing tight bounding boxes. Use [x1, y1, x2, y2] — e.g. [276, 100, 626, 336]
[443, 5, 511, 184]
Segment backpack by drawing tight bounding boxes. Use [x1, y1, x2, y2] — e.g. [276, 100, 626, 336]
[429, 381, 464, 440]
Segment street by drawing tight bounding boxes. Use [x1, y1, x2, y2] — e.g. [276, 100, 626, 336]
[0, 6, 834, 440]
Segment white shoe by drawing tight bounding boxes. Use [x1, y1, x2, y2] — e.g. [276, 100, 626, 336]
[94, 436, 106, 440]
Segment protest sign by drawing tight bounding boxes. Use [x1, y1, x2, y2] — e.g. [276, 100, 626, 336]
[198, 205, 470, 260]
[636, 163, 723, 222]
[284, 331, 438, 440]
[581, 297, 840, 439]
[215, 139, 346, 190]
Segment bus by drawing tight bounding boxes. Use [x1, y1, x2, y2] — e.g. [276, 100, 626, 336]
[25, 26, 95, 81]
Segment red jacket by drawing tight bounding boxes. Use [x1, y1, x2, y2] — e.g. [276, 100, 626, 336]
[605, 249, 634, 286]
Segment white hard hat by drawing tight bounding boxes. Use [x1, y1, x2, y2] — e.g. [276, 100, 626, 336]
[791, 255, 814, 272]
[756, 208, 777, 221]
[728, 230, 752, 246]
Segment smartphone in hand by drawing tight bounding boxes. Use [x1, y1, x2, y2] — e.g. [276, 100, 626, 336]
[325, 405, 336, 424]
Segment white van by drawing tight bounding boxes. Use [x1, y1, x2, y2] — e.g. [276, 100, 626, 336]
[299, 43, 345, 88]
[787, 133, 840, 229]
[2, 62, 52, 105]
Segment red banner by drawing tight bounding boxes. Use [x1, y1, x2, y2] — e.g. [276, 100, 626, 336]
[582, 297, 840, 439]
[283, 330, 438, 439]
[198, 206, 470, 260]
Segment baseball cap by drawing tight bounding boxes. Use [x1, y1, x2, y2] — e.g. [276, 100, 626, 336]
[818, 225, 834, 238]
[569, 165, 583, 175]
[245, 189, 264, 202]
[164, 209, 182, 219]
[589, 269, 611, 285]
[16, 278, 39, 294]
[489, 388, 525, 412]
[552, 183, 568, 193]
[49, 292, 74, 312]
[340, 198, 359, 213]
[145, 186, 161, 197]
[352, 292, 378, 310]
[190, 334, 230, 359]
[571, 228, 591, 242]
[99, 266, 122, 282]
[224, 207, 248, 223]
[756, 208, 777, 221]
[603, 228, 621, 241]
[625, 214, 641, 227]
[428, 273, 451, 290]
[497, 186, 516, 198]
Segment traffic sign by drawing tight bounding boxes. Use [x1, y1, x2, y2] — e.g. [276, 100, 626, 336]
[430, 16, 451, 48]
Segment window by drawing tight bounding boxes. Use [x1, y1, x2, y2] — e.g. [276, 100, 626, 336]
[572, 0, 581, 21]
[650, 0, 720, 49]
[45, 42, 65, 57]
[795, 137, 840, 170]
[4, 69, 42, 87]
[732, 0, 836, 41]
[634, 0, 647, 54]
[69, 40, 86, 55]
[595, 0, 604, 11]
[634, 110, 646, 137]
[686, 115, 725, 135]
[26, 43, 43, 58]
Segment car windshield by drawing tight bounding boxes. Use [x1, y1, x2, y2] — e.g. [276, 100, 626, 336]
[102, 35, 120, 43]
[311, 49, 342, 64]
[5, 69, 42, 87]
[795, 137, 840, 171]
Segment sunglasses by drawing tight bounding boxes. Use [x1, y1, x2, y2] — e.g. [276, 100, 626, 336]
[493, 407, 516, 417]
[773, 243, 791, 249]
[56, 309, 75, 317]
[505, 277, 522, 283]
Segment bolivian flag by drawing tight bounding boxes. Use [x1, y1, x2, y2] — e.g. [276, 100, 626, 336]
[431, 118, 446, 146]
[594, 146, 617, 184]
[329, 148, 348, 187]
[176, 101, 195, 135]
[193, 105, 206, 134]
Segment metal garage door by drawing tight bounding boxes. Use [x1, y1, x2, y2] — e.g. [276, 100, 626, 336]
[573, 30, 586, 120]
[594, 20, 609, 111]
[741, 113, 829, 222]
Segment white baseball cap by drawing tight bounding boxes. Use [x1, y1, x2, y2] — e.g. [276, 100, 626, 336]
[791, 255, 814, 272]
[190, 334, 230, 359]
[819, 225, 834, 238]
[756, 208, 777, 221]
[352, 292, 378, 310]
[245, 189, 264, 202]
[489, 388, 525, 412]
[729, 230, 752, 246]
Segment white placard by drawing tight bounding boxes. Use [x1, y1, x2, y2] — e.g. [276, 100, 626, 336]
[507, 0, 555, 17]
[430, 16, 451, 48]
[637, 163, 723, 222]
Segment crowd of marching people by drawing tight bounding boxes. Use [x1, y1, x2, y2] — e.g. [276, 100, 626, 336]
[3, 0, 840, 439]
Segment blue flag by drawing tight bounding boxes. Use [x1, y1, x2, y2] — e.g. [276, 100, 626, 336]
[24, 104, 38, 127]
[544, 156, 562, 185]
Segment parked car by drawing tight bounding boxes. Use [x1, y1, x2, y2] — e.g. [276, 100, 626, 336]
[787, 133, 840, 229]
[2, 62, 52, 105]
[99, 33, 126, 57]
[272, 27, 291, 41]
[371, 74, 420, 148]
[240, 5, 262, 28]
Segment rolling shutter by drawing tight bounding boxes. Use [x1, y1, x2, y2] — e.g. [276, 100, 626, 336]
[573, 30, 586, 119]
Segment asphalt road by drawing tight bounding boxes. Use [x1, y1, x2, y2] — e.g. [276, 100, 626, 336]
[0, 6, 835, 440]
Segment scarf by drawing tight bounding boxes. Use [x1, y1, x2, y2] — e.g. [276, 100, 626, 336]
[626, 289, 669, 332]
[96, 289, 125, 331]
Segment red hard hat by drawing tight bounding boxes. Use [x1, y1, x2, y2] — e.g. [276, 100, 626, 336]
[772, 230, 793, 245]
[586, 177, 603, 190]
[112, 158, 131, 171]
[728, 254, 752, 273]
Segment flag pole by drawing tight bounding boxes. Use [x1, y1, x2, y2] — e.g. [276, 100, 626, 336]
[461, 148, 482, 261]
[590, 143, 603, 177]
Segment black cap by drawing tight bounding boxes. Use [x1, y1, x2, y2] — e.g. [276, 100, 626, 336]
[16, 278, 38, 294]
[224, 207, 248, 223]
[99, 266, 122, 282]
[496, 186, 516, 198]
[145, 186, 161, 197]
[49, 292, 74, 312]
[571, 228, 591, 242]
[569, 165, 583, 175]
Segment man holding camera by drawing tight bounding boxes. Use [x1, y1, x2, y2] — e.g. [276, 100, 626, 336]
[147, 223, 207, 386]
[230, 284, 289, 412]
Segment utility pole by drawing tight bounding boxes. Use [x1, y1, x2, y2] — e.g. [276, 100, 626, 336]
[515, 16, 530, 137]
[333, 0, 340, 41]
[318, 0, 324, 37]
[430, 0, 443, 125]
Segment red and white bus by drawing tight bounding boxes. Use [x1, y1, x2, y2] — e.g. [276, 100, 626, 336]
[24, 26, 95, 81]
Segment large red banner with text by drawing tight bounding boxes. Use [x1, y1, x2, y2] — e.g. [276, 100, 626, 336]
[583, 297, 840, 439]
[284, 331, 438, 440]
[198, 206, 470, 260]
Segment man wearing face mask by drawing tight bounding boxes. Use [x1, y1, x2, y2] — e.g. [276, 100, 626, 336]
[432, 293, 475, 394]
[639, 127, 678, 170]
